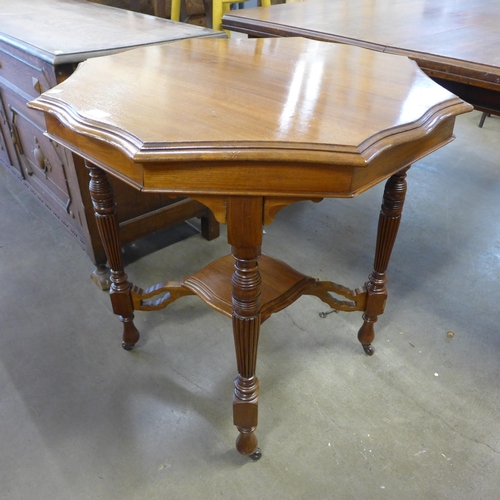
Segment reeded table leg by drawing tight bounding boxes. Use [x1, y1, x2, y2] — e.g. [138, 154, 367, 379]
[86, 161, 139, 350]
[227, 197, 263, 459]
[358, 166, 410, 355]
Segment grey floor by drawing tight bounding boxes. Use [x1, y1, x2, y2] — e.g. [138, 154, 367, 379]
[0, 110, 499, 499]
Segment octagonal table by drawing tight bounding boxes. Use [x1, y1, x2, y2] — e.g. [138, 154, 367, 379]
[29, 37, 472, 459]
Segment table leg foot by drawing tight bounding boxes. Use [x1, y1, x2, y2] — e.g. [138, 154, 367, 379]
[358, 313, 376, 355]
[90, 264, 111, 290]
[236, 428, 260, 458]
[121, 314, 140, 350]
[233, 374, 260, 458]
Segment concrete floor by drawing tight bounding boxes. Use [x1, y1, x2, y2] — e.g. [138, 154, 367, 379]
[0, 110, 499, 499]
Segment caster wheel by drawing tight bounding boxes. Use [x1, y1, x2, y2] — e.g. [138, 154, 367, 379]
[249, 448, 262, 461]
[362, 344, 375, 356]
[122, 342, 134, 351]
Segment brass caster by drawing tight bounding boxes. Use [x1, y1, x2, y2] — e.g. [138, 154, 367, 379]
[362, 343, 375, 356]
[122, 342, 135, 351]
[249, 448, 262, 461]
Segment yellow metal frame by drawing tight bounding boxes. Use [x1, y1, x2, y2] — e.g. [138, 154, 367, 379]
[171, 0, 271, 33]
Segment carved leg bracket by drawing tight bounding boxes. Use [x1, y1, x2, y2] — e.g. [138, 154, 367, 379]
[307, 280, 367, 313]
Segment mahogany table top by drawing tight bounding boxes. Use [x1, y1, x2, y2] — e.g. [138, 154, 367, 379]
[29, 37, 471, 203]
[222, 0, 500, 93]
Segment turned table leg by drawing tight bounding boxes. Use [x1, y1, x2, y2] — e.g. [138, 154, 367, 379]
[358, 166, 410, 355]
[86, 161, 139, 350]
[227, 196, 263, 460]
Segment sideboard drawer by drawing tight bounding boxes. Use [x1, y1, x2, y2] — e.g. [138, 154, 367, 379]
[0, 48, 52, 100]
[10, 99, 82, 232]
[0, 115, 11, 169]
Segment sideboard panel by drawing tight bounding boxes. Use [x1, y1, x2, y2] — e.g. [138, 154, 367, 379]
[0, 0, 222, 284]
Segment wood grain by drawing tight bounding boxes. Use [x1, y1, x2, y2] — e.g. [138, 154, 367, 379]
[222, 0, 500, 113]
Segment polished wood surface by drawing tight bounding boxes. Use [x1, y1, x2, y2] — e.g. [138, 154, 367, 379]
[222, 0, 500, 114]
[0, 0, 219, 63]
[30, 38, 468, 195]
[30, 37, 471, 458]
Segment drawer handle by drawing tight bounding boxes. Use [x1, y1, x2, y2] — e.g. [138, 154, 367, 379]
[33, 139, 52, 176]
[32, 77, 42, 94]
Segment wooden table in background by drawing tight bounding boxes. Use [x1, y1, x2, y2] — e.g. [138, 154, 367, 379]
[223, 0, 500, 117]
[30, 37, 471, 459]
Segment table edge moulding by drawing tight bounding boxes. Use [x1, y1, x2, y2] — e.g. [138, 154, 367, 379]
[29, 37, 472, 459]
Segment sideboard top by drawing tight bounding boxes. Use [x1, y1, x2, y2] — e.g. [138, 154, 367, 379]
[0, 0, 221, 64]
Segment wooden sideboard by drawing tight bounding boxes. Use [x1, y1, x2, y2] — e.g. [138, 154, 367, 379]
[0, 0, 222, 288]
